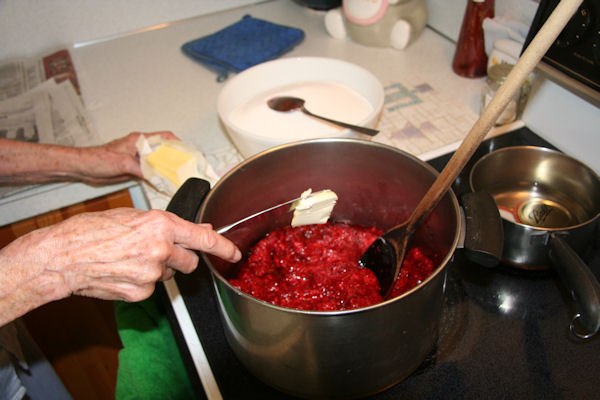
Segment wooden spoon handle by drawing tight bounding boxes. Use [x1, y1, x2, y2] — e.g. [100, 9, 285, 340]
[406, 0, 583, 233]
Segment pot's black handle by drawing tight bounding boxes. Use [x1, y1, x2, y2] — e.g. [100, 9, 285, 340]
[461, 191, 503, 268]
[549, 234, 600, 340]
[166, 178, 212, 222]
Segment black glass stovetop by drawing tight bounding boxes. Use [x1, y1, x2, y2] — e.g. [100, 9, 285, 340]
[161, 127, 600, 399]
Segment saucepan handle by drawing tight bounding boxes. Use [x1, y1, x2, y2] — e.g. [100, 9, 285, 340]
[549, 233, 600, 340]
[166, 178, 212, 222]
[460, 191, 504, 268]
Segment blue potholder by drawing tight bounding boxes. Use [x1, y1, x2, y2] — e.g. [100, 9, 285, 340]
[182, 15, 305, 82]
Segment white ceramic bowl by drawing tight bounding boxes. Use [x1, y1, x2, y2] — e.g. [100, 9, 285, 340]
[217, 57, 384, 158]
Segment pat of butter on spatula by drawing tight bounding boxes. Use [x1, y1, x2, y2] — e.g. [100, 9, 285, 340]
[146, 144, 200, 187]
[290, 189, 338, 227]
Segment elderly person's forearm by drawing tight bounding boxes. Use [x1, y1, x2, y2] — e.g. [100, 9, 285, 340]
[0, 207, 241, 327]
[0, 131, 178, 185]
[0, 139, 83, 183]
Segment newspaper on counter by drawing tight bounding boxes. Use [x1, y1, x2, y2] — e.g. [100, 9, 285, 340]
[0, 47, 96, 146]
[0, 49, 80, 101]
[0, 79, 99, 146]
[0, 49, 99, 198]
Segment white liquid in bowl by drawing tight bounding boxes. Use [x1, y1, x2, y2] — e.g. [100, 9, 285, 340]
[229, 81, 374, 140]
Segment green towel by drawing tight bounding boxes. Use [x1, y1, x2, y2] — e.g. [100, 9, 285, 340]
[114, 294, 195, 400]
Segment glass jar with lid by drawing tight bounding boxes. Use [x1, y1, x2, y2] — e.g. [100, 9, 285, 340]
[481, 63, 522, 125]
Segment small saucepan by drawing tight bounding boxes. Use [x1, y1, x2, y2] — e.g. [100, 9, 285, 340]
[469, 146, 600, 339]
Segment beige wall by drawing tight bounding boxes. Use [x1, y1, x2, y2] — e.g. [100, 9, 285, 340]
[0, 0, 262, 60]
[0, 0, 541, 61]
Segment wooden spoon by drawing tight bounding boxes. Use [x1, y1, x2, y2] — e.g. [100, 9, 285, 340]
[360, 0, 584, 299]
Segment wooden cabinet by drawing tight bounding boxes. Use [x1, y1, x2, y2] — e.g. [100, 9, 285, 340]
[0, 189, 134, 248]
[1, 189, 133, 400]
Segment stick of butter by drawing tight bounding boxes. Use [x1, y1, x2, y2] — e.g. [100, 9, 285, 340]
[290, 189, 338, 227]
[146, 144, 200, 187]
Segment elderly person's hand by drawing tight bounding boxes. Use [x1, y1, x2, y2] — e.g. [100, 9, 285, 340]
[75, 131, 179, 183]
[0, 207, 241, 326]
[0, 131, 177, 185]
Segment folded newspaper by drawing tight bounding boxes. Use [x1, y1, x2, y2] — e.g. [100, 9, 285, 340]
[0, 79, 98, 146]
[0, 49, 100, 198]
[0, 49, 80, 101]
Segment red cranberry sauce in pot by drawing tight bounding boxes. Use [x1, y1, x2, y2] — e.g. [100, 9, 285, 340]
[229, 223, 440, 311]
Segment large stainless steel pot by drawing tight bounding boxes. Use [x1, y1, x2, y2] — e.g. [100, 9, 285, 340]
[469, 146, 600, 339]
[172, 139, 464, 399]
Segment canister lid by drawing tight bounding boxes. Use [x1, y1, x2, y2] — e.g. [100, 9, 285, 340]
[487, 63, 514, 84]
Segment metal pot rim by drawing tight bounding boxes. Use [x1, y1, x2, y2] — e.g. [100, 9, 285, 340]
[201, 137, 462, 316]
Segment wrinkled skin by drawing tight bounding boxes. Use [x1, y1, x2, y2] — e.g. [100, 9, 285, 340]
[0, 131, 241, 326]
[0, 131, 178, 184]
[0, 207, 241, 326]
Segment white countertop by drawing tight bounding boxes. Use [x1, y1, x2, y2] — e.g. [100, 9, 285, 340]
[73, 1, 488, 153]
[3, 1, 595, 223]
[2, 0, 597, 227]
[1, 0, 501, 225]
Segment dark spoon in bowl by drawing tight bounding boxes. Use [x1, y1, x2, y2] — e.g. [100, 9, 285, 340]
[360, 0, 581, 299]
[267, 96, 379, 136]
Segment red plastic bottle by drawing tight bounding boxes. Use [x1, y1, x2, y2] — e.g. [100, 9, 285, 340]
[452, 0, 495, 78]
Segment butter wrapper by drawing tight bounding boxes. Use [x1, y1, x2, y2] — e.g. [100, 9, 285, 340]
[136, 135, 219, 196]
